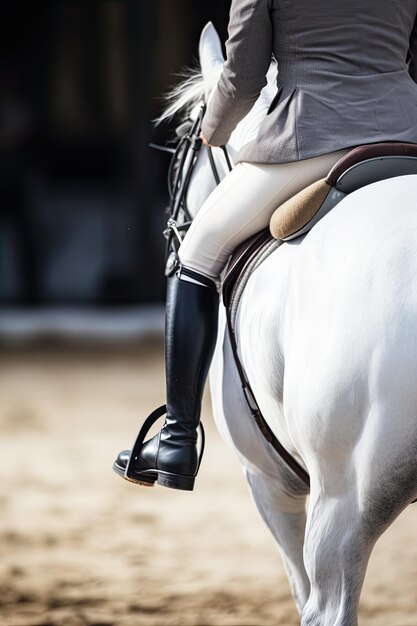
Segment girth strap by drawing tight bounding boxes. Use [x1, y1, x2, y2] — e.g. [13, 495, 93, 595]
[223, 234, 311, 488]
[226, 312, 310, 487]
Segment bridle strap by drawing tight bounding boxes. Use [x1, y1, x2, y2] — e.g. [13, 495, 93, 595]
[164, 103, 233, 253]
[170, 108, 206, 224]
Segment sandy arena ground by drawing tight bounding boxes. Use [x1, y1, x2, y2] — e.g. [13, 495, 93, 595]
[1, 339, 417, 626]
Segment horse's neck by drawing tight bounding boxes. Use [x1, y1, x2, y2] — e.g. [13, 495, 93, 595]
[228, 78, 276, 153]
[228, 100, 271, 154]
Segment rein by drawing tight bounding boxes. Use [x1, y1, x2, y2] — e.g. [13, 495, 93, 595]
[156, 103, 232, 275]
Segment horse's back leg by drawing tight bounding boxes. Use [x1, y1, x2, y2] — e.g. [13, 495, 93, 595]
[301, 455, 417, 626]
[301, 483, 370, 626]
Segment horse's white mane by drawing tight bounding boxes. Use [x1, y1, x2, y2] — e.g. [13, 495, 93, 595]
[155, 61, 277, 126]
[154, 66, 219, 126]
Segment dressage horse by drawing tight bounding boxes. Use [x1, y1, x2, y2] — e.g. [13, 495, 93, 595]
[159, 22, 417, 626]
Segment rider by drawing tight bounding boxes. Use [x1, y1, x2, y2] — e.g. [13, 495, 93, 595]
[114, 0, 417, 490]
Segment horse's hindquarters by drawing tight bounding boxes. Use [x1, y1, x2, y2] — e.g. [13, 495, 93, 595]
[237, 174, 417, 625]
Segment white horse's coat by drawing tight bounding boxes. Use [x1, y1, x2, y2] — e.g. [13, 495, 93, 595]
[168, 22, 417, 625]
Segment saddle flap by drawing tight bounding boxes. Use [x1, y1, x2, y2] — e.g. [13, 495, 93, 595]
[222, 229, 271, 309]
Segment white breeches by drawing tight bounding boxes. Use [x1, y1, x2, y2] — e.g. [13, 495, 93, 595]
[178, 149, 348, 281]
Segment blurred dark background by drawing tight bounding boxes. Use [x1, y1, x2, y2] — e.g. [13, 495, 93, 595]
[0, 1, 231, 308]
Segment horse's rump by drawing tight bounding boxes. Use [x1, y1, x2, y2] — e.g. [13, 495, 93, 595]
[275, 176, 417, 460]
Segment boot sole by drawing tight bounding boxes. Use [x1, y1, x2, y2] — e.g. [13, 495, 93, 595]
[157, 471, 195, 491]
[113, 460, 195, 491]
[112, 461, 156, 487]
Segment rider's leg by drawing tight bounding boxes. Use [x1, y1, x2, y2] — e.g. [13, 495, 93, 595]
[114, 149, 347, 490]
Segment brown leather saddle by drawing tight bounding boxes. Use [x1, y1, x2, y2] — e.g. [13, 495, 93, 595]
[222, 141, 417, 487]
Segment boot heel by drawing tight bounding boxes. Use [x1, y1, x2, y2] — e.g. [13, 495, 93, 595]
[157, 472, 195, 491]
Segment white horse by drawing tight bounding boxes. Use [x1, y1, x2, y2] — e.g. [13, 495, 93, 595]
[160, 22, 417, 626]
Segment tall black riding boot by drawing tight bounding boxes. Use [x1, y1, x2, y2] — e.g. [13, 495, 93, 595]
[113, 270, 219, 491]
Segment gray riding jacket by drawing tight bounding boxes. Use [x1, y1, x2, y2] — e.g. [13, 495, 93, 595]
[201, 0, 417, 163]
